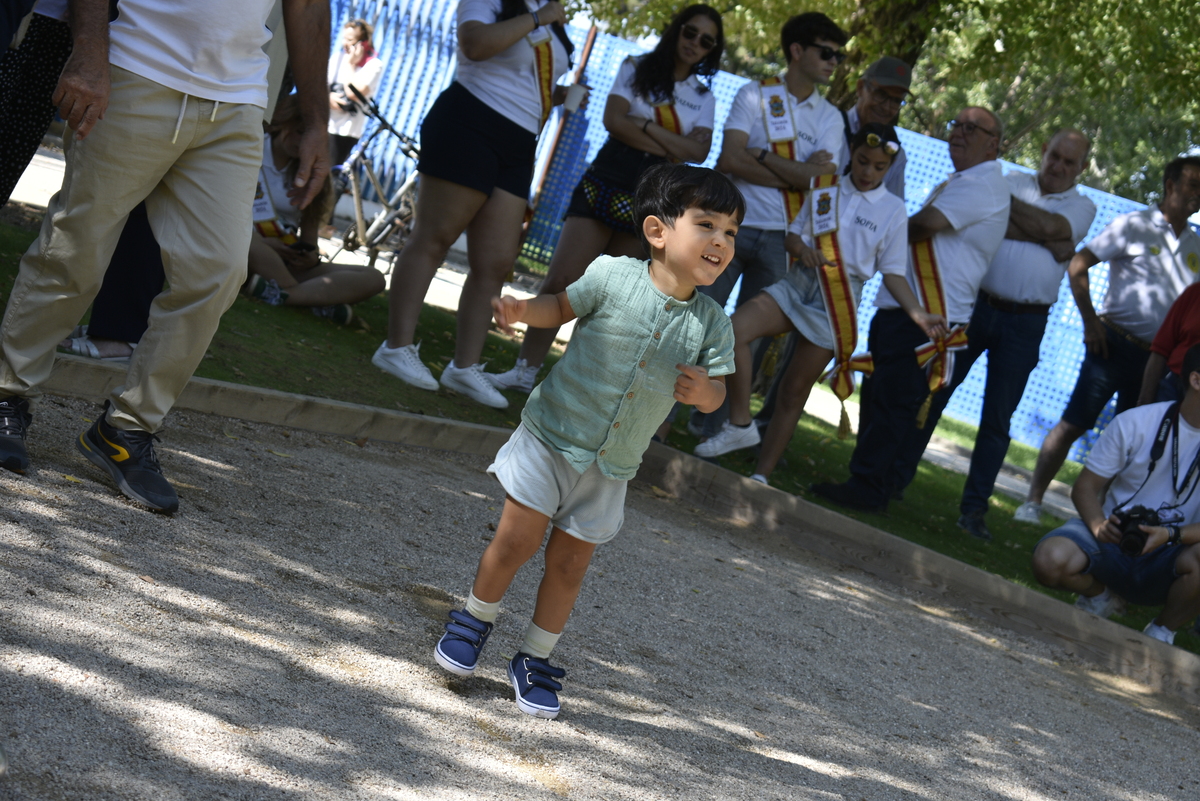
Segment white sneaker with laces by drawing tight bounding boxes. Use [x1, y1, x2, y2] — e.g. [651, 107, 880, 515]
[694, 421, 761, 458]
[1074, 588, 1117, 618]
[441, 361, 509, 409]
[1013, 501, 1043, 523]
[749, 473, 768, 485]
[486, 358, 539, 393]
[1143, 621, 1175, 645]
[372, 341, 439, 391]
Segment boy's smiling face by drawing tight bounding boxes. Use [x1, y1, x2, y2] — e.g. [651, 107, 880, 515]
[644, 207, 738, 299]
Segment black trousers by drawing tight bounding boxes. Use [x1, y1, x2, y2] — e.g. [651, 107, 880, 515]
[88, 203, 166, 343]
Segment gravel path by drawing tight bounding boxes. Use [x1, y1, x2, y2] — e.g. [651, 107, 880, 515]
[1, 395, 1198, 801]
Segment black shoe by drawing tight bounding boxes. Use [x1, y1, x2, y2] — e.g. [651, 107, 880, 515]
[77, 415, 179, 513]
[957, 510, 993, 542]
[810, 481, 887, 514]
[0, 395, 31, 474]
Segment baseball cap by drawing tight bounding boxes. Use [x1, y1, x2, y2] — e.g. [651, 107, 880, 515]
[862, 57, 913, 93]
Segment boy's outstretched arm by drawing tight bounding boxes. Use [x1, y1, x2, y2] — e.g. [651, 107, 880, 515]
[492, 292, 576, 336]
[675, 365, 725, 413]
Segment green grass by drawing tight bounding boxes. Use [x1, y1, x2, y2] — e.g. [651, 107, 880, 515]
[0, 215, 1192, 654]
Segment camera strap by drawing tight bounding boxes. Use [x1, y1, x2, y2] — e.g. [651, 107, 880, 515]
[1113, 402, 1200, 514]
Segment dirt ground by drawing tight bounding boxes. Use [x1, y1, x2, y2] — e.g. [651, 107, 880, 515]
[1, 395, 1198, 801]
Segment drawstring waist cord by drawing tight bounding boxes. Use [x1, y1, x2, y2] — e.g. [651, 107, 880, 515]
[171, 95, 221, 144]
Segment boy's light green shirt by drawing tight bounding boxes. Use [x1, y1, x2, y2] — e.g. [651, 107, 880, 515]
[522, 255, 735, 480]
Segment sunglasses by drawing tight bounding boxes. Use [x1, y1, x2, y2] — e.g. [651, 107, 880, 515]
[946, 119, 997, 138]
[865, 132, 901, 154]
[681, 24, 717, 51]
[804, 43, 847, 64]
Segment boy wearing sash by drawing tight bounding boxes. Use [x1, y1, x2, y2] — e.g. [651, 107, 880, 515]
[1031, 344, 1200, 646]
[695, 125, 945, 477]
[813, 107, 1010, 514]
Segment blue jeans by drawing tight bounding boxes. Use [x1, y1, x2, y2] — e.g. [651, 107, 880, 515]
[1039, 518, 1185, 607]
[1061, 323, 1149, 430]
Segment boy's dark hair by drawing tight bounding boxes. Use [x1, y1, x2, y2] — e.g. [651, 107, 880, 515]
[781, 12, 847, 62]
[634, 164, 746, 251]
[848, 122, 901, 162]
[632, 5, 724, 103]
[1163, 156, 1200, 190]
[1182, 344, 1200, 394]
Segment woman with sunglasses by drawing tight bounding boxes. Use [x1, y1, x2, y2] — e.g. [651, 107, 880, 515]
[487, 4, 724, 393]
[694, 125, 947, 482]
[372, 0, 575, 408]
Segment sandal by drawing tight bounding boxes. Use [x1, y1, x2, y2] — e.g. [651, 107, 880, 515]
[60, 325, 137, 362]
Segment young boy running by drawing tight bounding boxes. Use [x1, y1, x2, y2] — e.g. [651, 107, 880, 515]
[434, 164, 743, 719]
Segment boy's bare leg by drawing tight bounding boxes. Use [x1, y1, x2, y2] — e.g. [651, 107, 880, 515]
[1026, 420, 1086, 505]
[755, 336, 833, 479]
[728, 293, 793, 427]
[472, 497, 552, 603]
[531, 527, 597, 634]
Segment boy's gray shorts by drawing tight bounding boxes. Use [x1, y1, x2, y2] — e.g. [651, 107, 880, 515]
[488, 423, 627, 544]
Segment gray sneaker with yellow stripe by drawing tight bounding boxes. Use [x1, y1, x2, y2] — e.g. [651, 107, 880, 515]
[77, 413, 179, 514]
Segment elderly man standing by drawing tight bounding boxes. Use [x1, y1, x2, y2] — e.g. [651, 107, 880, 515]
[840, 56, 910, 199]
[1015, 156, 1200, 523]
[813, 107, 1010, 513]
[946, 130, 1096, 540]
[0, 0, 330, 513]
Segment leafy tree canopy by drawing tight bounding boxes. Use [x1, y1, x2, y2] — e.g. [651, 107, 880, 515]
[583, 0, 1200, 200]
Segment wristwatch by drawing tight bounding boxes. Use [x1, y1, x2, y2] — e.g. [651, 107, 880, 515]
[530, 10, 541, 27]
[1168, 525, 1182, 546]
[756, 148, 769, 164]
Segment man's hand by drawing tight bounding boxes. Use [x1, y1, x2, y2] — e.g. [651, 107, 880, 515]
[1137, 525, 1173, 555]
[1090, 514, 1123, 545]
[686, 127, 712, 145]
[287, 127, 331, 209]
[805, 149, 833, 165]
[492, 295, 528, 335]
[912, 310, 948, 341]
[1082, 315, 1108, 359]
[55, 0, 112, 140]
[674, 364, 723, 411]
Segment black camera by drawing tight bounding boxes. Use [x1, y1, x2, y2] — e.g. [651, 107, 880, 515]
[330, 83, 357, 115]
[1115, 505, 1160, 557]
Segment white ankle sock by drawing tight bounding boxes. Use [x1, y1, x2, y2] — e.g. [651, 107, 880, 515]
[465, 592, 500, 623]
[521, 622, 561, 659]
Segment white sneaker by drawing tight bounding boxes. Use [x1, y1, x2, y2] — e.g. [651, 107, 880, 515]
[441, 361, 509, 409]
[372, 341, 439, 391]
[1143, 620, 1175, 645]
[1074, 588, 1117, 618]
[1013, 501, 1043, 524]
[694, 421, 761, 458]
[486, 358, 539, 393]
[749, 473, 768, 485]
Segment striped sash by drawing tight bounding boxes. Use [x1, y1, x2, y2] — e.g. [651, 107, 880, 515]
[532, 37, 555, 130]
[760, 77, 804, 224]
[910, 237, 968, 427]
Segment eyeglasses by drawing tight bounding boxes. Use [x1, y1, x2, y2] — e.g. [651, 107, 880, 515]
[680, 24, 717, 52]
[803, 43, 847, 64]
[946, 119, 997, 138]
[867, 85, 907, 109]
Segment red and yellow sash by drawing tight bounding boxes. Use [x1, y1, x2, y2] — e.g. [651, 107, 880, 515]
[254, 219, 297, 245]
[910, 237, 968, 427]
[652, 101, 683, 163]
[532, 37, 555, 130]
[811, 174, 873, 438]
[760, 77, 804, 224]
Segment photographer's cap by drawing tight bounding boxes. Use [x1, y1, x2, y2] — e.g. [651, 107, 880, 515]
[863, 57, 913, 94]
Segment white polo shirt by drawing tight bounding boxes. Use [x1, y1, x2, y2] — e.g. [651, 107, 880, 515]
[723, 77, 844, 231]
[456, 0, 571, 134]
[840, 106, 906, 201]
[876, 159, 1010, 323]
[979, 171, 1097, 304]
[108, 0, 276, 106]
[787, 178, 908, 283]
[608, 57, 716, 137]
[1087, 205, 1200, 342]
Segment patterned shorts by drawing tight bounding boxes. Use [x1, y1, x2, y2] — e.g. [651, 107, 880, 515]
[565, 170, 636, 233]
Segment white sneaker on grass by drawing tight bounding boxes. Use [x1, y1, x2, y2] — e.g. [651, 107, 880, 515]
[486, 358, 539, 393]
[372, 341, 439, 391]
[441, 361, 509, 409]
[1143, 620, 1175, 645]
[694, 420, 760, 458]
[1074, 588, 1117, 618]
[1013, 501, 1042, 524]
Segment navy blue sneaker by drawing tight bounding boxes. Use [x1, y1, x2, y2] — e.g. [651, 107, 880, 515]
[434, 609, 493, 676]
[0, 395, 31, 474]
[508, 652, 566, 719]
[77, 414, 179, 514]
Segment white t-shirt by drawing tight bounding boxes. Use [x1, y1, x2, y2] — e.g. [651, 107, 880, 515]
[255, 133, 300, 233]
[787, 178, 908, 283]
[32, 0, 68, 20]
[608, 56, 715, 136]
[840, 106, 906, 201]
[327, 50, 385, 140]
[455, 0, 571, 134]
[1086, 206, 1200, 342]
[979, 171, 1097, 305]
[723, 77, 844, 231]
[1086, 401, 1200, 523]
[108, 0, 275, 106]
[875, 159, 1010, 323]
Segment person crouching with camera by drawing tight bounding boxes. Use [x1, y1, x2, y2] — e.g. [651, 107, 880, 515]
[1031, 343, 1200, 645]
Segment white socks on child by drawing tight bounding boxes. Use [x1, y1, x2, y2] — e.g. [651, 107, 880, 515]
[465, 592, 500, 623]
[521, 622, 561, 659]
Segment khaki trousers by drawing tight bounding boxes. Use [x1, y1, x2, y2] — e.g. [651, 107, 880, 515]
[0, 66, 263, 432]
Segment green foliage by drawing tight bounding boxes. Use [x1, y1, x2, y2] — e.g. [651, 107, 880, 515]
[588, 0, 1200, 197]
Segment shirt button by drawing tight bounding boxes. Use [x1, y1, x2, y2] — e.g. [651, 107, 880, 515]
[639, 360, 646, 367]
[626, 392, 634, 399]
[613, 422, 620, 429]
[653, 332, 661, 339]
[664, 303, 672, 311]
[599, 449, 606, 456]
